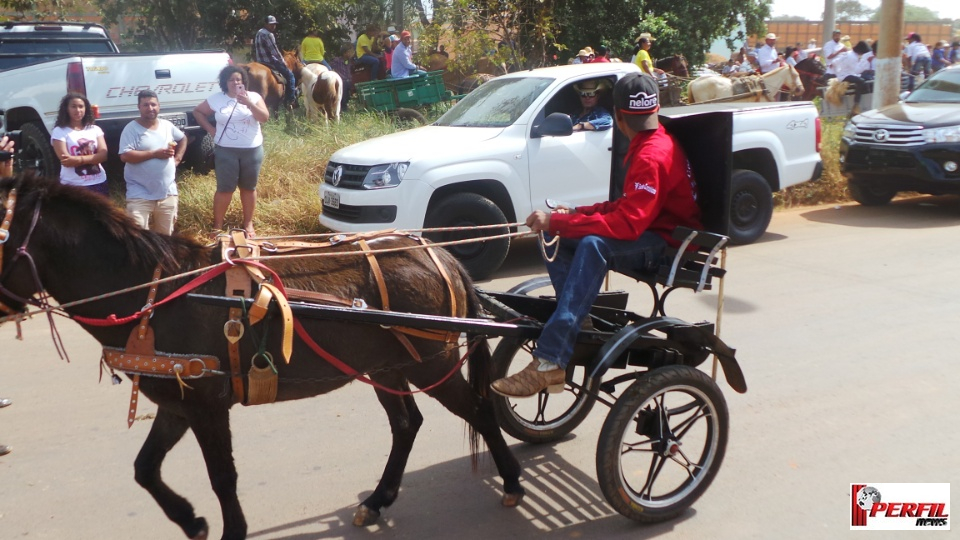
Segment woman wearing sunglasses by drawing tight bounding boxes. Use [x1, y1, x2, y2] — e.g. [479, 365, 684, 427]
[571, 78, 613, 132]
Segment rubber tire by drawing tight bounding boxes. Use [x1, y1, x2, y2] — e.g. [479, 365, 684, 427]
[393, 108, 427, 125]
[847, 180, 896, 206]
[424, 192, 509, 280]
[728, 169, 773, 245]
[185, 131, 215, 173]
[596, 365, 728, 523]
[18, 122, 59, 179]
[490, 337, 600, 444]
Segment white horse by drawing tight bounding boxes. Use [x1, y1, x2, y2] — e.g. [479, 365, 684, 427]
[300, 63, 343, 123]
[687, 65, 804, 103]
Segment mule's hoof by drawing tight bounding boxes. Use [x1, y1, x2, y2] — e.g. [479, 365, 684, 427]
[501, 492, 524, 508]
[187, 517, 209, 539]
[353, 505, 381, 527]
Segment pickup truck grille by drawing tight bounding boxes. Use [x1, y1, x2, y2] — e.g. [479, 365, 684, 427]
[324, 162, 370, 189]
[851, 124, 925, 146]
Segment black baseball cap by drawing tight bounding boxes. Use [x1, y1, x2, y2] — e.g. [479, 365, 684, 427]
[614, 72, 660, 115]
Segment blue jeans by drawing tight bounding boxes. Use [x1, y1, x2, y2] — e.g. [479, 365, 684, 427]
[268, 63, 297, 103]
[534, 232, 667, 368]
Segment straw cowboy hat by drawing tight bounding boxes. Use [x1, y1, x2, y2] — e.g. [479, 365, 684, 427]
[635, 32, 655, 43]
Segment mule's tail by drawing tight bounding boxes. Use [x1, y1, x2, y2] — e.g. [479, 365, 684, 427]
[459, 264, 493, 470]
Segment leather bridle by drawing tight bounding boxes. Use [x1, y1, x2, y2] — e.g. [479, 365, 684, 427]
[0, 186, 67, 354]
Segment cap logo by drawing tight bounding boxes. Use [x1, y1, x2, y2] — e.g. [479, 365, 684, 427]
[628, 91, 658, 112]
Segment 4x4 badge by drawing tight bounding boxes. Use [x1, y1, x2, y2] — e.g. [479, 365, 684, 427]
[873, 129, 889, 142]
[331, 165, 343, 186]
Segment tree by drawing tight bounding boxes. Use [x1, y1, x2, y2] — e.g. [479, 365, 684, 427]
[551, 0, 770, 67]
[834, 0, 874, 21]
[0, 0, 87, 20]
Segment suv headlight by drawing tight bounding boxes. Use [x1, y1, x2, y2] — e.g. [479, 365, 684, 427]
[842, 121, 857, 140]
[362, 162, 409, 189]
[923, 125, 960, 143]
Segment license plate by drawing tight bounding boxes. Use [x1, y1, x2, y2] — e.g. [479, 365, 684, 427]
[323, 190, 340, 209]
[159, 113, 187, 130]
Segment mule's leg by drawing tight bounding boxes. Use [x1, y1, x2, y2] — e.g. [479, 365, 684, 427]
[134, 406, 209, 539]
[415, 368, 525, 506]
[354, 381, 424, 526]
[185, 405, 247, 540]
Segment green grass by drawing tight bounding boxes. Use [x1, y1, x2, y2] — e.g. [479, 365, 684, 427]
[170, 107, 850, 241]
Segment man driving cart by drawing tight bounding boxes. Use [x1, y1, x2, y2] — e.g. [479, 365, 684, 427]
[491, 73, 703, 398]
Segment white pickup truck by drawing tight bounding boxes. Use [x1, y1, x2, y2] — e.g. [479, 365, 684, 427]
[320, 63, 823, 279]
[0, 21, 230, 176]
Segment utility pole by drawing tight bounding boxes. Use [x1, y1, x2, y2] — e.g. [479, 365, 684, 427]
[822, 0, 837, 51]
[875, 0, 905, 108]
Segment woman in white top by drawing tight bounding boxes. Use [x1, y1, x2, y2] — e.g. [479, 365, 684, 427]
[50, 93, 108, 196]
[193, 65, 270, 238]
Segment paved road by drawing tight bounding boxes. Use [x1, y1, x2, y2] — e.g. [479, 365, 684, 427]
[1, 196, 958, 539]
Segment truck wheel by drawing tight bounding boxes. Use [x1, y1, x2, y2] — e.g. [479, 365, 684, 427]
[17, 122, 59, 179]
[596, 365, 728, 523]
[424, 193, 509, 280]
[393, 108, 427, 126]
[847, 181, 895, 206]
[185, 132, 215, 173]
[728, 169, 773, 245]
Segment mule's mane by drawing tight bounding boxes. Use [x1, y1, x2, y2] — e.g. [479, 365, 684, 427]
[1, 173, 210, 274]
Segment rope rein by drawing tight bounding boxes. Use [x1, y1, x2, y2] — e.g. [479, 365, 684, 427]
[0, 222, 535, 326]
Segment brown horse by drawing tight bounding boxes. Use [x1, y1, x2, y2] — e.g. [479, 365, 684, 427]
[794, 57, 827, 101]
[239, 51, 303, 113]
[0, 174, 524, 540]
[655, 55, 689, 78]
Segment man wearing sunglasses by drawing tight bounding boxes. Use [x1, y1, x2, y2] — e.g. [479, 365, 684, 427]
[491, 73, 702, 397]
[570, 79, 613, 132]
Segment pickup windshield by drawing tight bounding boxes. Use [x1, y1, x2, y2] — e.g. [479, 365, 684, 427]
[905, 69, 960, 103]
[435, 77, 553, 127]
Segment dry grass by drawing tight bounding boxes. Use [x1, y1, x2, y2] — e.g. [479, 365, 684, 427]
[170, 105, 848, 240]
[774, 114, 850, 208]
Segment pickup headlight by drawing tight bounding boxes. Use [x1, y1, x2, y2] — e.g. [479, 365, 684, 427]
[923, 125, 960, 144]
[362, 162, 409, 189]
[842, 121, 857, 140]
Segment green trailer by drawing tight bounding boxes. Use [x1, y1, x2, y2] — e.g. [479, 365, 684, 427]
[354, 70, 457, 122]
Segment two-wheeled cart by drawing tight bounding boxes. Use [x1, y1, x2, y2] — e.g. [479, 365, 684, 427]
[353, 70, 458, 124]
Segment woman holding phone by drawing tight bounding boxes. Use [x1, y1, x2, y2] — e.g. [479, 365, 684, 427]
[193, 65, 270, 238]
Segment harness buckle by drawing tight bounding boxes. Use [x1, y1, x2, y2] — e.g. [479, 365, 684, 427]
[329, 234, 347, 245]
[351, 298, 368, 309]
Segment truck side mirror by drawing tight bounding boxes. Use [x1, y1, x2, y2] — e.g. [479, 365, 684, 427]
[532, 112, 574, 138]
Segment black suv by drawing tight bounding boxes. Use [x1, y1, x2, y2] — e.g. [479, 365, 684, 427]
[840, 65, 960, 205]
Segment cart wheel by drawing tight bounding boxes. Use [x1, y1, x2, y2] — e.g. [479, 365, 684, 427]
[393, 108, 427, 125]
[491, 337, 599, 444]
[596, 365, 728, 523]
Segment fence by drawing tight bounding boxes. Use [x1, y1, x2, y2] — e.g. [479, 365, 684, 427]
[752, 20, 956, 51]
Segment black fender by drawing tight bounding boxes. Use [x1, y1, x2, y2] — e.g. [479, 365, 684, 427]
[588, 316, 747, 394]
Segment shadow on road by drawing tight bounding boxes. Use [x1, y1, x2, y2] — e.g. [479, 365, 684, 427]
[800, 195, 960, 230]
[249, 443, 695, 539]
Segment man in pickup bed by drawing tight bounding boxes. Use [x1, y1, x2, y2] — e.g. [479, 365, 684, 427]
[254, 15, 296, 106]
[491, 73, 702, 398]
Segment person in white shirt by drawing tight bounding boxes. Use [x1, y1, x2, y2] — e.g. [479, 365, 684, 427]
[903, 32, 931, 90]
[833, 41, 872, 116]
[822, 30, 846, 79]
[50, 93, 108, 196]
[757, 33, 785, 74]
[193, 66, 270, 238]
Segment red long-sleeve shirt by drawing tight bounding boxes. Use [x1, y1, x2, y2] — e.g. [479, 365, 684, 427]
[549, 124, 702, 246]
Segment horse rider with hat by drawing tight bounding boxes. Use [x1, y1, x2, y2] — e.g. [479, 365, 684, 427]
[758, 33, 786, 74]
[633, 33, 663, 77]
[490, 73, 702, 398]
[254, 15, 297, 106]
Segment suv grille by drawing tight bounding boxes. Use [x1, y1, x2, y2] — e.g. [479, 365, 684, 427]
[851, 124, 924, 147]
[324, 162, 370, 190]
